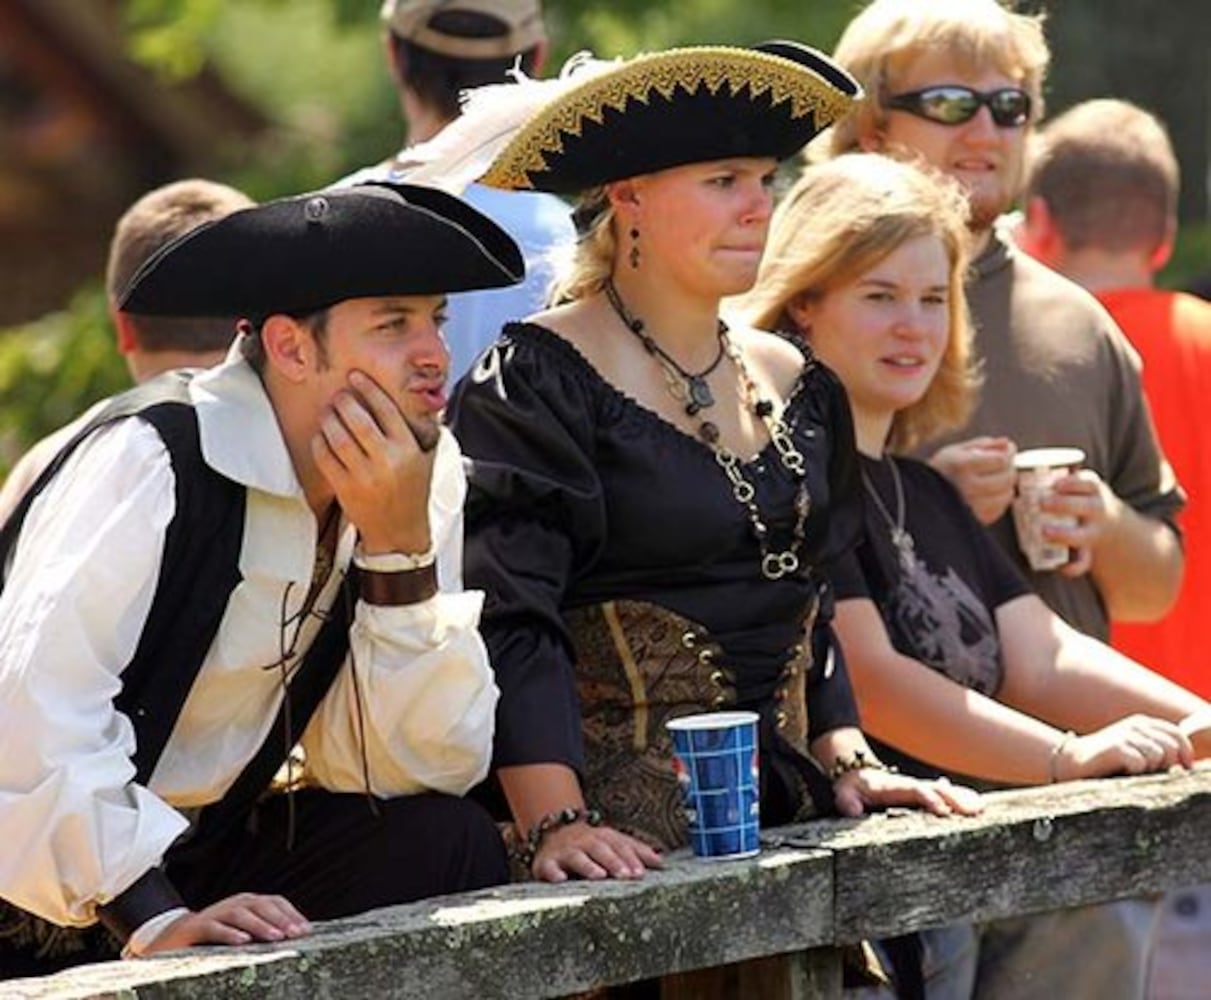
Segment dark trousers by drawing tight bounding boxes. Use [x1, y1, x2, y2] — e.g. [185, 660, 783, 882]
[1, 790, 507, 980]
[169, 789, 509, 920]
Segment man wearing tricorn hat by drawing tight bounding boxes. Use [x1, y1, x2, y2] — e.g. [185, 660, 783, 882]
[0, 181, 522, 972]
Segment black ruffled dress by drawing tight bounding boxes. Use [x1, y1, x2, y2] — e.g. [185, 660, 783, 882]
[448, 322, 864, 847]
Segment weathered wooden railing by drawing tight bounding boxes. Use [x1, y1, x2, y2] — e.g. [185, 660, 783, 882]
[10, 766, 1211, 999]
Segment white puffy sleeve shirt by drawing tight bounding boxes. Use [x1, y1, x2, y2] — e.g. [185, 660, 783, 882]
[0, 357, 497, 927]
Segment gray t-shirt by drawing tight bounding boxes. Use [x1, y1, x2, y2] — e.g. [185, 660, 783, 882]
[922, 231, 1184, 640]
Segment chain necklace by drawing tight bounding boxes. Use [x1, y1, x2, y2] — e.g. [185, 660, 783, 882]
[603, 280, 812, 581]
[859, 456, 917, 572]
[604, 280, 726, 414]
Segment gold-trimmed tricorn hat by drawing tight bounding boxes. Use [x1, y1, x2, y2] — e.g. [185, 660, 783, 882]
[479, 40, 861, 194]
[118, 181, 524, 319]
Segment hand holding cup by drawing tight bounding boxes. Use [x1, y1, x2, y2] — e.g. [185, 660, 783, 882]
[1011, 447, 1087, 572]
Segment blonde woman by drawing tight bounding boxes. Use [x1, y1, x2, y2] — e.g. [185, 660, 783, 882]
[739, 152, 1211, 997]
[448, 45, 980, 896]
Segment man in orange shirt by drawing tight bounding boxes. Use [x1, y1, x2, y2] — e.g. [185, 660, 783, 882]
[1021, 98, 1211, 700]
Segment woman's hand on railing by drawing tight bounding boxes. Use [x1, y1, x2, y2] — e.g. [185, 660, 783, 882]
[1052, 715, 1192, 781]
[531, 821, 663, 883]
[833, 769, 983, 818]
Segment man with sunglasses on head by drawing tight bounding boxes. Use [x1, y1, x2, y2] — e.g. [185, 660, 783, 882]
[827, 1, 1183, 998]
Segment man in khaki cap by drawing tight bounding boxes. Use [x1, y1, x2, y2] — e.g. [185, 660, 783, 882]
[383, 0, 546, 70]
[345, 0, 574, 380]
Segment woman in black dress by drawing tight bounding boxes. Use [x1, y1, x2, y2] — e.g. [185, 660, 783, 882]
[448, 45, 978, 885]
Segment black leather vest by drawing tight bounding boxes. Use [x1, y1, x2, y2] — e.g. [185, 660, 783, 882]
[0, 371, 350, 799]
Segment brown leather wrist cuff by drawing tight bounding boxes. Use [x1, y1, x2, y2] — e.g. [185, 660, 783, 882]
[96, 868, 185, 943]
[359, 563, 438, 606]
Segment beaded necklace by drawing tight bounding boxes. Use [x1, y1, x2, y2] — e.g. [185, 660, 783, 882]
[603, 280, 811, 581]
[604, 280, 725, 414]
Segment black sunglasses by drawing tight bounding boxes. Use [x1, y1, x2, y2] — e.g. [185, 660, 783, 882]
[884, 86, 1033, 128]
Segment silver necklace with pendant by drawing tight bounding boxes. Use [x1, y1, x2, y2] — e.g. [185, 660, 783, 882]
[860, 456, 917, 573]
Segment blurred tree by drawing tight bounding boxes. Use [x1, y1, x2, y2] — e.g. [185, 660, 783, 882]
[1040, 0, 1209, 223]
[0, 288, 128, 475]
[544, 0, 851, 58]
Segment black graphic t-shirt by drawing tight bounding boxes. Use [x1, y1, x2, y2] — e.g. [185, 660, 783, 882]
[830, 454, 1032, 778]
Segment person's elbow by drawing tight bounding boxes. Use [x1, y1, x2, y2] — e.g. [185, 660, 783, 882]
[1104, 578, 1181, 623]
[1096, 524, 1184, 623]
[436, 689, 499, 797]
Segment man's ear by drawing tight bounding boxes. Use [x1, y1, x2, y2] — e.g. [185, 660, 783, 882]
[530, 39, 549, 76]
[384, 32, 401, 79]
[261, 315, 313, 383]
[1149, 218, 1176, 274]
[1019, 195, 1062, 264]
[112, 308, 139, 356]
[858, 126, 884, 153]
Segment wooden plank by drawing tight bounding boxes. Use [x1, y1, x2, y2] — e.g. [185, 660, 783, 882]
[12, 770, 1211, 998]
[8, 847, 832, 1000]
[659, 949, 841, 1000]
[790, 949, 843, 1000]
[791, 767, 1211, 943]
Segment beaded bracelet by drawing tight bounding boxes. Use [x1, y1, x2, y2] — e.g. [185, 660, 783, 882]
[828, 749, 895, 782]
[518, 806, 603, 868]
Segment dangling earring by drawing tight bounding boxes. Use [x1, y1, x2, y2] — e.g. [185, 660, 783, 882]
[629, 226, 640, 270]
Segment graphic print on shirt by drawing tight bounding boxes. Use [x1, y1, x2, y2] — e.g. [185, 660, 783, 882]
[880, 541, 1003, 695]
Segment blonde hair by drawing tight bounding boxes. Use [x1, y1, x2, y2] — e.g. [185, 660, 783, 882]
[546, 187, 617, 305]
[827, 0, 1049, 157]
[1025, 99, 1178, 254]
[736, 153, 977, 451]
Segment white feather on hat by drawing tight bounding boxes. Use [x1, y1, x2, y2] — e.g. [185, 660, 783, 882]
[393, 52, 618, 195]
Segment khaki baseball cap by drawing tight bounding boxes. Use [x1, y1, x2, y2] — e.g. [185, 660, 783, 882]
[381, 0, 546, 60]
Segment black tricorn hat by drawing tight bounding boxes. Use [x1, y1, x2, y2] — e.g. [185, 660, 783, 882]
[119, 181, 524, 318]
[479, 42, 861, 194]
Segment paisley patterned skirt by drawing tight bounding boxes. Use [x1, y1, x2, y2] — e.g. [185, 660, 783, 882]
[565, 599, 825, 852]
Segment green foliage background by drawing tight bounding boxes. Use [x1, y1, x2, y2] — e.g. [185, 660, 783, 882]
[1, 0, 1208, 479]
[0, 291, 129, 478]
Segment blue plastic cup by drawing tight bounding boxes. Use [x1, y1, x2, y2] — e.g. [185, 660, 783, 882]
[666, 711, 760, 860]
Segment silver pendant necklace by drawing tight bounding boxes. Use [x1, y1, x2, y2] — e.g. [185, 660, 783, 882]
[860, 456, 917, 572]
